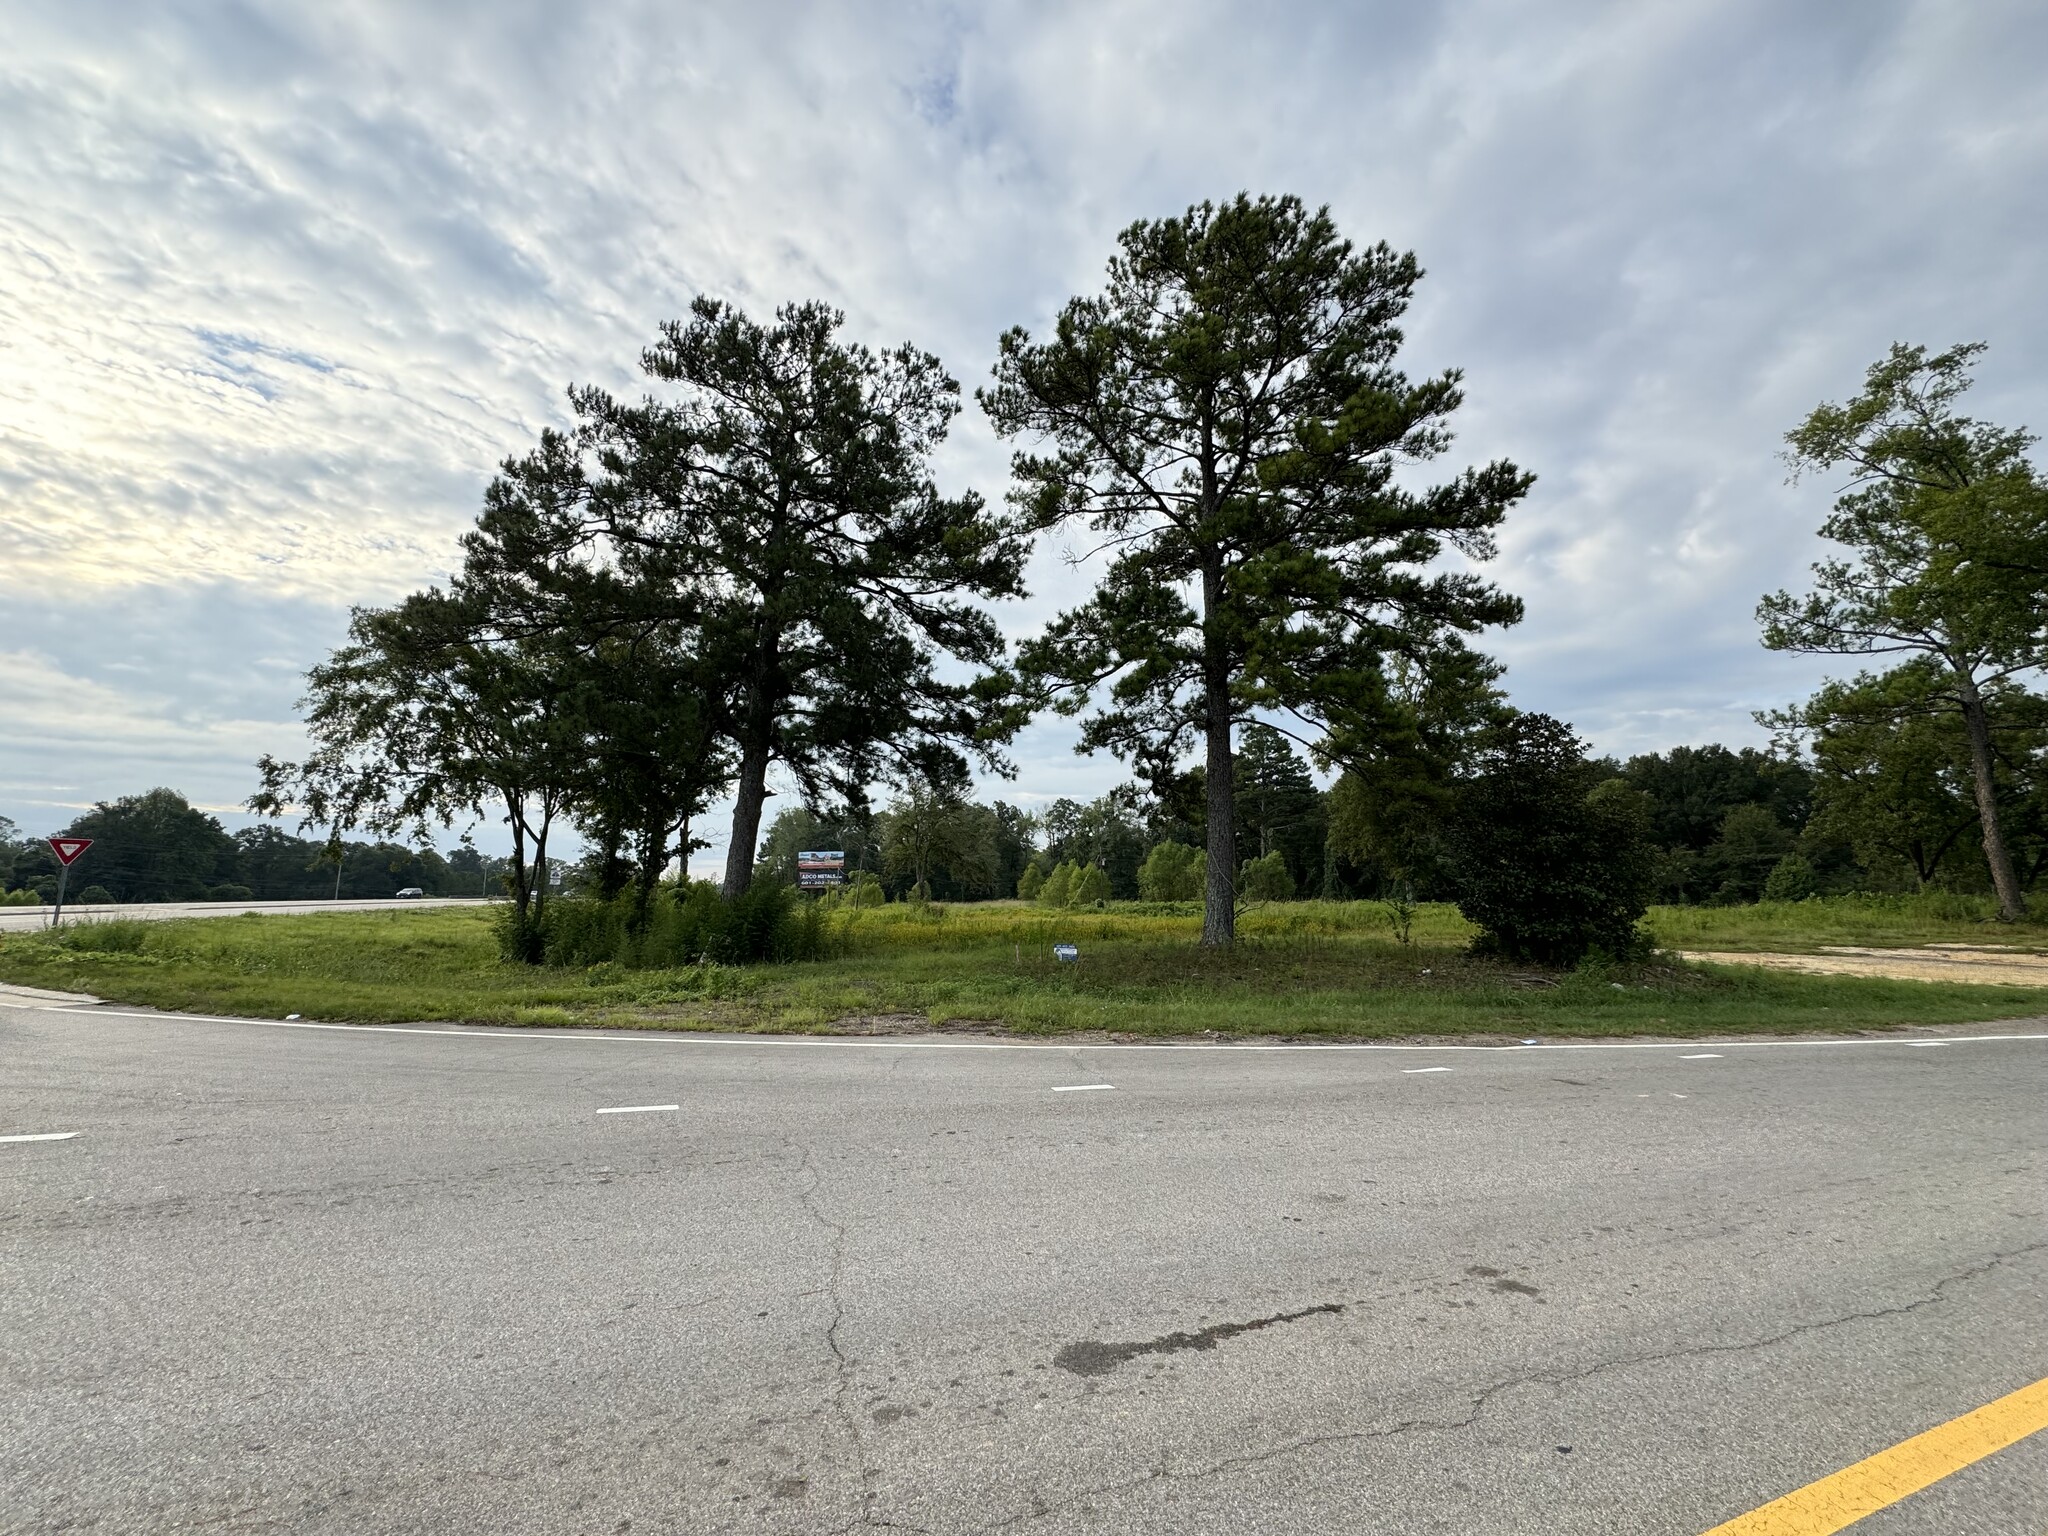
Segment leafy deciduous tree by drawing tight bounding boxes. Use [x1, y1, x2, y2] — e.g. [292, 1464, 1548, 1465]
[1239, 849, 1295, 902]
[1698, 804, 1796, 904]
[1137, 841, 1205, 901]
[880, 777, 994, 901]
[1769, 661, 2047, 892]
[1761, 342, 2048, 919]
[60, 789, 236, 903]
[255, 591, 590, 956]
[1324, 649, 1510, 899]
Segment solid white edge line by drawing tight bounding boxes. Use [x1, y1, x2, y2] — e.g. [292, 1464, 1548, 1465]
[1050, 1084, 1116, 1092]
[595, 1104, 679, 1114]
[22, 1005, 2048, 1054]
[0, 1131, 80, 1143]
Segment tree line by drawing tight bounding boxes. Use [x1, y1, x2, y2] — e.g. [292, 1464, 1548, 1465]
[244, 193, 2046, 961]
[0, 791, 514, 906]
[730, 719, 2048, 914]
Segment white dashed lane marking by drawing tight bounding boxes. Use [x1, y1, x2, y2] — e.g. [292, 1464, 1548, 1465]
[1, 1132, 80, 1143]
[1680, 1053, 1723, 1060]
[1051, 1084, 1116, 1092]
[1403, 1067, 1453, 1075]
[595, 1104, 678, 1115]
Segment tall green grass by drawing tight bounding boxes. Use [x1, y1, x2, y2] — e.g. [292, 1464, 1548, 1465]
[1645, 892, 2048, 952]
[2, 893, 2044, 1037]
[829, 897, 1474, 953]
[529, 882, 831, 967]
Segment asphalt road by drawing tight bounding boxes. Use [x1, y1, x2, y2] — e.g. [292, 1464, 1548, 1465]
[0, 896, 490, 933]
[3, 996, 2044, 1535]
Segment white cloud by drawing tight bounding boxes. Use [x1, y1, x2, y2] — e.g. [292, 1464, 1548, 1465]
[0, 645, 290, 824]
[3, 0, 2046, 850]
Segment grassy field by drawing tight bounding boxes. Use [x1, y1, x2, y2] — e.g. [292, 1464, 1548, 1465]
[2, 895, 2045, 1039]
[1645, 891, 2048, 953]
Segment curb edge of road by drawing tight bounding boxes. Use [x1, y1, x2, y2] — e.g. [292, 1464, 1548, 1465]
[19, 1000, 2048, 1053]
[0, 982, 105, 1007]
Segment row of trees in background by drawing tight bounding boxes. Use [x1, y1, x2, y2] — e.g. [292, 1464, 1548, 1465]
[14, 661, 2037, 919]
[0, 792, 515, 905]
[729, 713, 2048, 917]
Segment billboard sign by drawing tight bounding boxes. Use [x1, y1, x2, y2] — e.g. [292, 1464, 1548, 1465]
[797, 850, 846, 889]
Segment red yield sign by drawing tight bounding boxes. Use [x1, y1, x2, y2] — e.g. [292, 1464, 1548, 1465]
[47, 837, 92, 867]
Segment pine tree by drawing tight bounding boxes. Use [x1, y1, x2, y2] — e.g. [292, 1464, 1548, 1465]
[984, 194, 1526, 946]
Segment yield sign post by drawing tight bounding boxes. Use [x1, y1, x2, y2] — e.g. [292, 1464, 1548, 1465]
[47, 837, 92, 929]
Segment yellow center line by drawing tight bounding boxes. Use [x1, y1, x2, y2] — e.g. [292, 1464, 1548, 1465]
[1701, 1374, 2048, 1534]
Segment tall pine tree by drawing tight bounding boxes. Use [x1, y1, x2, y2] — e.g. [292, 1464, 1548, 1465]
[983, 195, 1527, 945]
[588, 299, 1032, 897]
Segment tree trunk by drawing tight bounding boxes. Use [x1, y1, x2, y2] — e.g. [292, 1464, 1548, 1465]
[1956, 681, 2027, 920]
[596, 816, 629, 901]
[723, 742, 772, 900]
[530, 814, 552, 925]
[506, 801, 531, 923]
[1201, 563, 1236, 948]
[629, 810, 666, 932]
[722, 622, 780, 902]
[503, 795, 545, 965]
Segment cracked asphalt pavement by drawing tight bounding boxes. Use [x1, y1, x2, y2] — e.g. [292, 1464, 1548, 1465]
[3, 1000, 2045, 1533]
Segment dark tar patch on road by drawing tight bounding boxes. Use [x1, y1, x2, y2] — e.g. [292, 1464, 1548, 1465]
[1468, 1265, 1544, 1299]
[1053, 1302, 1346, 1377]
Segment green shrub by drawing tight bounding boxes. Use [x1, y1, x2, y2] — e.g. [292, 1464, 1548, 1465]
[1016, 864, 1046, 900]
[77, 886, 115, 905]
[205, 884, 255, 903]
[1038, 862, 1076, 907]
[1072, 863, 1112, 906]
[1241, 850, 1295, 902]
[56, 919, 150, 954]
[1449, 715, 1655, 966]
[533, 894, 627, 967]
[1761, 854, 1817, 903]
[491, 901, 549, 965]
[0, 889, 42, 907]
[1381, 882, 1418, 944]
[1137, 842, 1204, 900]
[523, 882, 831, 968]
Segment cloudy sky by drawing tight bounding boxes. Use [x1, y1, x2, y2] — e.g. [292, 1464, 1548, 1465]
[4, 0, 2045, 872]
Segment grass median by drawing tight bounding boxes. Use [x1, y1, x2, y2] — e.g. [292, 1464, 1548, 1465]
[2, 895, 2045, 1039]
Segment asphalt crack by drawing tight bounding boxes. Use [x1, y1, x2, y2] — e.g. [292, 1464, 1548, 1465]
[791, 1141, 888, 1528]
[980, 1239, 2048, 1531]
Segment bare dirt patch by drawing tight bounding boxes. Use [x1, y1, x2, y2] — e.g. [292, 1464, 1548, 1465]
[1683, 945, 2048, 987]
[826, 1013, 1014, 1036]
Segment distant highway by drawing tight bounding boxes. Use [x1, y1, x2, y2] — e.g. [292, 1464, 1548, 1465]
[0, 896, 492, 933]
